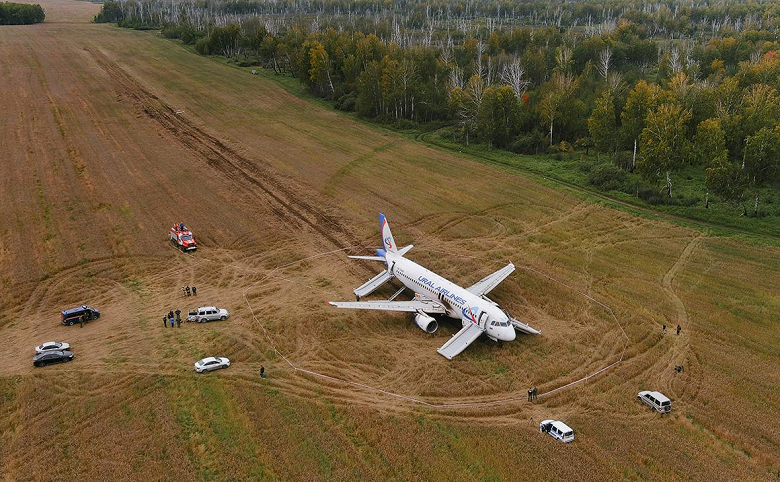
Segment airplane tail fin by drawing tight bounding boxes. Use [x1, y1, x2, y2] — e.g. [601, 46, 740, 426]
[379, 212, 397, 253]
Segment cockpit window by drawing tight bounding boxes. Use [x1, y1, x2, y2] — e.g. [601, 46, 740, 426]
[181, 234, 193, 241]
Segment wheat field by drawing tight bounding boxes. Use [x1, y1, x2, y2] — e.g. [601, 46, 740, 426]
[1, 1, 779, 480]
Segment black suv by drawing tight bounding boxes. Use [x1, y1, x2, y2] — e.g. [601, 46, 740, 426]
[33, 350, 74, 367]
[61, 305, 100, 326]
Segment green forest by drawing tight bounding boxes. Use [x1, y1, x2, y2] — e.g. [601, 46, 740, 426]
[0, 2, 44, 24]
[96, 0, 780, 234]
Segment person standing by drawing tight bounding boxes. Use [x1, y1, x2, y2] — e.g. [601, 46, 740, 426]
[175, 309, 181, 322]
[169, 315, 175, 328]
[533, 386, 538, 400]
[528, 389, 532, 402]
[260, 366, 265, 378]
[163, 315, 167, 328]
[185, 286, 191, 297]
[662, 324, 667, 334]
[676, 324, 681, 336]
[192, 286, 197, 296]
[80, 313, 85, 328]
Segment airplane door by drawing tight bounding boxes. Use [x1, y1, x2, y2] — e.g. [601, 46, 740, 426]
[478, 311, 488, 329]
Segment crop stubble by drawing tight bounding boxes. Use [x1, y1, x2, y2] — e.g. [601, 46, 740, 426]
[1, 1, 779, 479]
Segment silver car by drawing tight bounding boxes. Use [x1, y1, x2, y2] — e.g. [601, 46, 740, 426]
[35, 341, 71, 354]
[187, 306, 230, 323]
[638, 390, 672, 413]
[194, 356, 230, 373]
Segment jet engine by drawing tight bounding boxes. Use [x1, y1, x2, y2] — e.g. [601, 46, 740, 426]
[414, 312, 438, 333]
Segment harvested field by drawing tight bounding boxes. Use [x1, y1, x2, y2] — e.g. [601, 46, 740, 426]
[1, 1, 779, 480]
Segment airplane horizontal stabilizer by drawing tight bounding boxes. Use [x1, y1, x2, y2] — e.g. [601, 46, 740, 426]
[354, 270, 393, 299]
[348, 255, 386, 261]
[329, 299, 446, 313]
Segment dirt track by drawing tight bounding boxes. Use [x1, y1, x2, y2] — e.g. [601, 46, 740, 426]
[2, 1, 780, 480]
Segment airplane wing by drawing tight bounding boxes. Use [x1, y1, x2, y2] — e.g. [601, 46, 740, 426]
[466, 263, 515, 296]
[437, 323, 484, 359]
[328, 299, 446, 313]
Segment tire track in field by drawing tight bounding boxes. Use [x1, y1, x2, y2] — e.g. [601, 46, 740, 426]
[239, 246, 630, 412]
[659, 234, 704, 399]
[87, 49, 367, 259]
[662, 234, 703, 330]
[620, 234, 704, 403]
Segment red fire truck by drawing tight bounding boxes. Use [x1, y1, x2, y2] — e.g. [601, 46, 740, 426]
[169, 223, 197, 251]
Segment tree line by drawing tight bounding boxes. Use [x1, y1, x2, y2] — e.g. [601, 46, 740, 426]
[0, 2, 44, 25]
[97, 0, 780, 217]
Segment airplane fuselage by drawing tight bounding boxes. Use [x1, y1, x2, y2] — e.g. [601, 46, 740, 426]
[385, 252, 516, 342]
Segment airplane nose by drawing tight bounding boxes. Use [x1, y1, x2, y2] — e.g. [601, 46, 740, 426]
[504, 326, 516, 341]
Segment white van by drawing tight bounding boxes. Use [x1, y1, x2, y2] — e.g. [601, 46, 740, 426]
[637, 390, 672, 413]
[540, 420, 575, 443]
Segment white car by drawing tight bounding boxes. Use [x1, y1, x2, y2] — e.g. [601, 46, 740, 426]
[35, 341, 71, 354]
[638, 390, 672, 413]
[194, 356, 230, 373]
[187, 306, 230, 323]
[540, 420, 575, 443]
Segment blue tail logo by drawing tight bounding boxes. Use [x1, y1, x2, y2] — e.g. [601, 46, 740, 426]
[379, 212, 397, 253]
[462, 306, 480, 322]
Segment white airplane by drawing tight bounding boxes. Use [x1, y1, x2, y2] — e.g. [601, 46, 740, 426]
[329, 213, 540, 359]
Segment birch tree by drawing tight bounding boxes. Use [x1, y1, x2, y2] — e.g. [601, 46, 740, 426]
[450, 74, 485, 145]
[539, 72, 576, 146]
[308, 41, 334, 95]
[621, 81, 663, 171]
[588, 91, 618, 158]
[478, 86, 520, 148]
[500, 58, 530, 100]
[706, 160, 748, 214]
[637, 103, 693, 198]
[743, 126, 780, 215]
[597, 46, 612, 81]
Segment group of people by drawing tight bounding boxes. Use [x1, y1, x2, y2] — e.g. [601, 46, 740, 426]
[181, 285, 197, 297]
[661, 324, 682, 335]
[164, 309, 182, 328]
[527, 386, 538, 401]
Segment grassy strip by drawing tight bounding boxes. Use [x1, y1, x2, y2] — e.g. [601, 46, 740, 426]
[169, 376, 274, 481]
[419, 129, 780, 237]
[163, 34, 780, 244]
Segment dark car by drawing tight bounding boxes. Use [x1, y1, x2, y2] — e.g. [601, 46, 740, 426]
[61, 305, 100, 326]
[33, 350, 74, 367]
